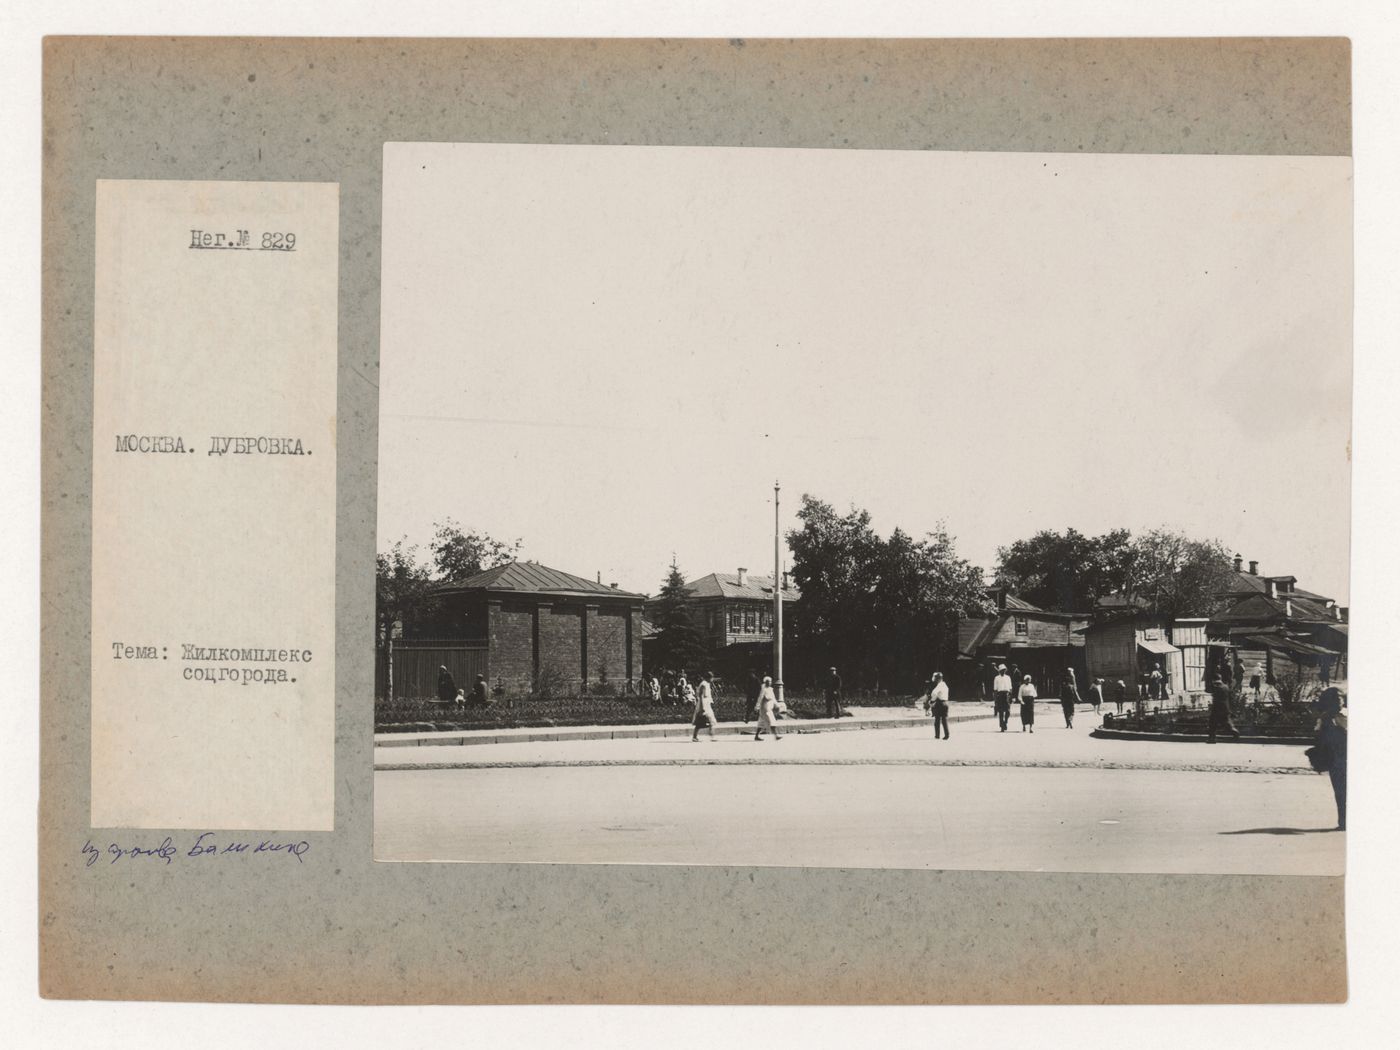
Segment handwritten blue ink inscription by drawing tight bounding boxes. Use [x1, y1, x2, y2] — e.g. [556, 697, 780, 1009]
[82, 833, 310, 868]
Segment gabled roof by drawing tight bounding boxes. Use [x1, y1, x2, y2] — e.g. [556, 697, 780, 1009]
[683, 572, 800, 602]
[958, 617, 996, 656]
[1212, 592, 1336, 624]
[1219, 569, 1331, 604]
[1002, 594, 1044, 613]
[435, 561, 645, 599]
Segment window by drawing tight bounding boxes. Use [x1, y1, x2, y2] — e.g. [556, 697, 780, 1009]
[1014, 616, 1028, 636]
[759, 609, 771, 632]
[744, 610, 756, 632]
[729, 610, 742, 633]
[1144, 626, 1161, 641]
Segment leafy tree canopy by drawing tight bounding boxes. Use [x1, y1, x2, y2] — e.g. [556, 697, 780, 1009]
[994, 526, 1233, 618]
[787, 495, 991, 692]
[430, 518, 521, 582]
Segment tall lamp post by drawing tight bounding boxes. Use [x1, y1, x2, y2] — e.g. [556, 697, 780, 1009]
[774, 480, 784, 706]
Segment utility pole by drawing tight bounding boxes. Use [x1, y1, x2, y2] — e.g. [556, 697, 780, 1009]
[774, 480, 784, 706]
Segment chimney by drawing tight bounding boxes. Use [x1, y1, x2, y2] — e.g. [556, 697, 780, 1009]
[1248, 560, 1259, 575]
[597, 571, 602, 583]
[1285, 598, 1293, 618]
[737, 567, 747, 587]
[1233, 554, 1243, 572]
[781, 570, 790, 592]
[610, 582, 618, 590]
[1334, 605, 1342, 621]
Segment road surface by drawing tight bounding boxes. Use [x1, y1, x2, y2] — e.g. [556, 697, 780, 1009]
[374, 716, 1343, 875]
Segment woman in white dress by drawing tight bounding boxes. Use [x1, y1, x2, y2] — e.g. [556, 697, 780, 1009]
[753, 675, 783, 741]
[691, 671, 718, 741]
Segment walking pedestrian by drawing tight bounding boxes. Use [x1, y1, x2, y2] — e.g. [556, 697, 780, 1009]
[825, 666, 844, 719]
[1249, 664, 1263, 701]
[691, 671, 718, 741]
[754, 675, 783, 741]
[1018, 675, 1037, 733]
[927, 672, 950, 739]
[1058, 669, 1080, 728]
[1060, 668, 1080, 728]
[1206, 673, 1241, 743]
[470, 673, 489, 706]
[1114, 679, 1126, 715]
[992, 664, 1013, 732]
[1088, 677, 1104, 715]
[1312, 687, 1347, 830]
[435, 665, 457, 706]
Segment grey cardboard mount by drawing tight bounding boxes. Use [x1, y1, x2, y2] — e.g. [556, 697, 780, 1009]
[41, 37, 1349, 1004]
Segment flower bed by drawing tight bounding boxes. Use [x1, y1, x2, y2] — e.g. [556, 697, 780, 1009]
[1102, 702, 1316, 738]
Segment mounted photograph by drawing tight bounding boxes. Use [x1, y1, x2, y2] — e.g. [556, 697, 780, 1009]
[373, 141, 1351, 875]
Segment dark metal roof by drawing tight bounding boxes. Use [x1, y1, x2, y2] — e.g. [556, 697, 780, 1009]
[683, 571, 800, 602]
[436, 561, 645, 599]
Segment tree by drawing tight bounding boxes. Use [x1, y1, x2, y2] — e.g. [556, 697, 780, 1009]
[374, 539, 436, 699]
[994, 528, 1133, 612]
[788, 495, 992, 693]
[994, 526, 1234, 618]
[786, 497, 884, 685]
[871, 525, 992, 690]
[430, 518, 521, 582]
[375, 539, 435, 645]
[1121, 528, 1235, 618]
[651, 560, 708, 675]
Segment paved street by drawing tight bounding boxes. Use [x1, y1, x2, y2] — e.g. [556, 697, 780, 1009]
[374, 711, 1344, 875]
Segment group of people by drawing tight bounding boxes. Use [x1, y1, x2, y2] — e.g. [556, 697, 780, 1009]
[981, 664, 1103, 733]
[680, 670, 784, 742]
[434, 666, 491, 707]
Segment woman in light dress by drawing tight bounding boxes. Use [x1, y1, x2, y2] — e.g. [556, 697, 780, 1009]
[1018, 674, 1037, 733]
[690, 672, 717, 741]
[754, 675, 783, 741]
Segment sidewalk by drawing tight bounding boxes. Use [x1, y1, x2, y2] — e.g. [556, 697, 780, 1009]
[375, 701, 979, 749]
[375, 709, 1315, 776]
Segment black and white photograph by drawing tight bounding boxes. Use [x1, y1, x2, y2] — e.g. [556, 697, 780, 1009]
[373, 142, 1350, 875]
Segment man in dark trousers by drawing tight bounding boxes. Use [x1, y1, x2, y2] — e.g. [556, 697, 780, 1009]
[825, 666, 844, 718]
[1207, 674, 1241, 743]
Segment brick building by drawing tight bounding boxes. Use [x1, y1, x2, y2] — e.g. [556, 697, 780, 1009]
[403, 561, 645, 697]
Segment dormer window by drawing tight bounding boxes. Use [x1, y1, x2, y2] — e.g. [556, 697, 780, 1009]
[1014, 616, 1028, 636]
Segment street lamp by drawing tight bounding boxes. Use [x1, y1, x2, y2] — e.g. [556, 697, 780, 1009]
[774, 480, 784, 706]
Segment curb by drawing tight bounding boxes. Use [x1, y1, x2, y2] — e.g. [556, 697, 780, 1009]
[1092, 728, 1311, 746]
[376, 755, 1315, 776]
[375, 710, 990, 748]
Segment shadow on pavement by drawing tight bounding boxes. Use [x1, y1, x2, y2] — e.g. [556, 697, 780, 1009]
[1219, 827, 1340, 836]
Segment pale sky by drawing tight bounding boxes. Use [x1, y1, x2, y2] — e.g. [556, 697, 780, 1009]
[379, 144, 1351, 602]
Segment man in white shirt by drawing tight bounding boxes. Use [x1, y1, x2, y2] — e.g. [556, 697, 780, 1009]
[992, 664, 1013, 732]
[927, 672, 951, 739]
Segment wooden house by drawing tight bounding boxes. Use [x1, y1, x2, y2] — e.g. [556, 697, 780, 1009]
[956, 589, 1088, 700]
[1082, 613, 1186, 704]
[1209, 555, 1348, 687]
[645, 567, 799, 679]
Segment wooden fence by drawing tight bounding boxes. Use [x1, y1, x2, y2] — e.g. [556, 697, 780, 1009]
[376, 640, 489, 700]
